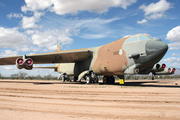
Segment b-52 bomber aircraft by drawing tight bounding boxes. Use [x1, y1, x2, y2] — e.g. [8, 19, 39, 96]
[0, 33, 176, 84]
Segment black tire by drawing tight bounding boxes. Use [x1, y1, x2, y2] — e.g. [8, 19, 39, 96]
[74, 76, 78, 82]
[95, 77, 99, 83]
[86, 75, 91, 84]
[103, 76, 107, 84]
[62, 76, 65, 82]
[111, 76, 115, 84]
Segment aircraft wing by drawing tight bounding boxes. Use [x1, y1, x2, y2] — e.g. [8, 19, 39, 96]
[0, 50, 92, 65]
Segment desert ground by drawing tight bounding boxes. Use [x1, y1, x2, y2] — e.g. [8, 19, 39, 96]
[0, 79, 180, 120]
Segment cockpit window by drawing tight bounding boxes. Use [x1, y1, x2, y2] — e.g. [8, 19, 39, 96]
[146, 35, 153, 39]
[133, 36, 139, 42]
[126, 37, 133, 43]
[129, 37, 134, 42]
[125, 33, 154, 44]
[139, 35, 148, 41]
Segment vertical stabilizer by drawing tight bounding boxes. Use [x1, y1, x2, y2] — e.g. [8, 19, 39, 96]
[56, 41, 61, 72]
[57, 41, 61, 52]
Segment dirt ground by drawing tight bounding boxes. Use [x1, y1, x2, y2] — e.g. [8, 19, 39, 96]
[0, 79, 180, 120]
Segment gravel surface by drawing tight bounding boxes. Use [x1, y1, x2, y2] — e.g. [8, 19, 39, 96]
[0, 79, 180, 120]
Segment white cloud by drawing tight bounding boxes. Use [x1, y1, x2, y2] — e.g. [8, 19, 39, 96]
[22, 0, 137, 15]
[139, 0, 173, 20]
[0, 49, 18, 57]
[21, 12, 44, 29]
[7, 13, 23, 19]
[166, 26, 180, 41]
[57, 17, 120, 39]
[166, 26, 180, 50]
[172, 53, 179, 56]
[80, 33, 108, 39]
[4, 66, 14, 70]
[137, 19, 147, 24]
[75, 17, 120, 30]
[25, 30, 36, 35]
[16, 45, 40, 52]
[1, 65, 18, 73]
[162, 57, 180, 67]
[168, 42, 180, 50]
[146, 13, 164, 20]
[22, 17, 119, 50]
[21, 0, 53, 13]
[47, 45, 57, 51]
[31, 29, 73, 50]
[0, 27, 30, 49]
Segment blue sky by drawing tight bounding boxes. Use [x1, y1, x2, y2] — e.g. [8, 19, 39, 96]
[0, 0, 180, 76]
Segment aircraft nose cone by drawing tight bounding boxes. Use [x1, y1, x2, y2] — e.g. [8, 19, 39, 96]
[146, 40, 168, 56]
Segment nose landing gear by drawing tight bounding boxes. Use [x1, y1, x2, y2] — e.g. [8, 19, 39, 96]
[103, 75, 115, 84]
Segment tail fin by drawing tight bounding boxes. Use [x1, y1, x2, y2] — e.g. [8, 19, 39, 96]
[57, 41, 61, 52]
[56, 41, 61, 71]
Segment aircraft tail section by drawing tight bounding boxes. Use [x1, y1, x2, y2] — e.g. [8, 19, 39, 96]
[57, 41, 61, 52]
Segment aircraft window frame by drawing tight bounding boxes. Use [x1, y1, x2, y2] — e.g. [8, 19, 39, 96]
[146, 35, 153, 39]
[138, 35, 148, 41]
[125, 37, 131, 43]
[125, 34, 153, 44]
[133, 36, 139, 42]
[129, 37, 135, 42]
[126, 36, 133, 43]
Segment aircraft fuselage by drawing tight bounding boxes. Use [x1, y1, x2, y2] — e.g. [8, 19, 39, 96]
[57, 33, 168, 78]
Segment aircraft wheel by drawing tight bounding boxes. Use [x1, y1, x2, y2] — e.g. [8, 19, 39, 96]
[86, 75, 91, 84]
[95, 77, 99, 83]
[66, 76, 70, 81]
[110, 76, 115, 84]
[103, 76, 107, 84]
[62, 76, 65, 82]
[74, 76, 78, 82]
[106, 76, 111, 84]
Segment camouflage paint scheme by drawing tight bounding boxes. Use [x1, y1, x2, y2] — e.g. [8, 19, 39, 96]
[0, 33, 171, 83]
[93, 37, 128, 75]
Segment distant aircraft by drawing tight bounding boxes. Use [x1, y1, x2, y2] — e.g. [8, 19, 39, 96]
[0, 33, 175, 84]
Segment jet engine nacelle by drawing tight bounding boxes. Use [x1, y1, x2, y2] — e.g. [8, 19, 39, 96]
[151, 63, 166, 72]
[156, 68, 176, 75]
[16, 58, 33, 70]
[16, 58, 24, 69]
[171, 68, 176, 74]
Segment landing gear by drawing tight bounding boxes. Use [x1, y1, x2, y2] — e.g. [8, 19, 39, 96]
[85, 72, 98, 84]
[86, 75, 91, 84]
[151, 72, 155, 80]
[103, 75, 115, 84]
[62, 74, 70, 82]
[74, 76, 78, 82]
